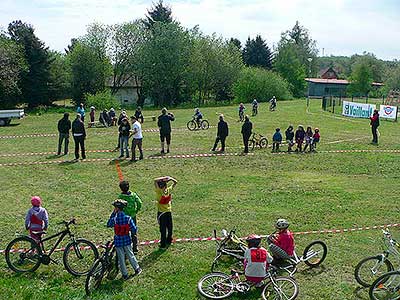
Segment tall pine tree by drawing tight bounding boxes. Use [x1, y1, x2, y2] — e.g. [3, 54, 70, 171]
[242, 35, 273, 70]
[144, 0, 173, 30]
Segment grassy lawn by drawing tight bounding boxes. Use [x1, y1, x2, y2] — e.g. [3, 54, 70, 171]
[0, 99, 399, 299]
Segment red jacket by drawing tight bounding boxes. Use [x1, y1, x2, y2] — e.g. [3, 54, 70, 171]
[274, 230, 295, 256]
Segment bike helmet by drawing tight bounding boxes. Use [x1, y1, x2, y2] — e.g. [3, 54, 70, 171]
[112, 199, 127, 209]
[31, 196, 42, 207]
[275, 219, 289, 230]
[246, 234, 261, 248]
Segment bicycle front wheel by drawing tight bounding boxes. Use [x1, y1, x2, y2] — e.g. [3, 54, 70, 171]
[259, 138, 268, 149]
[369, 270, 400, 300]
[355, 255, 393, 287]
[201, 120, 210, 130]
[262, 276, 299, 300]
[5, 236, 42, 273]
[63, 238, 99, 276]
[187, 120, 197, 131]
[85, 259, 105, 296]
[303, 240, 327, 267]
[197, 272, 235, 299]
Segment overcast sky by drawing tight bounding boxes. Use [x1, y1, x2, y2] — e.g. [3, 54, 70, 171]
[1, 0, 399, 60]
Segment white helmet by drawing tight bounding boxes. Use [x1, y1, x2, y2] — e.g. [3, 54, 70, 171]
[275, 219, 289, 229]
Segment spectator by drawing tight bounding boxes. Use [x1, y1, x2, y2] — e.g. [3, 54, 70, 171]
[72, 114, 86, 160]
[295, 125, 305, 153]
[130, 116, 144, 162]
[57, 113, 71, 156]
[154, 176, 177, 250]
[285, 125, 295, 152]
[370, 109, 380, 144]
[25, 196, 49, 242]
[89, 106, 95, 123]
[157, 108, 175, 154]
[303, 126, 314, 152]
[109, 108, 117, 126]
[134, 107, 144, 124]
[77, 103, 85, 123]
[212, 114, 229, 152]
[119, 117, 131, 159]
[312, 128, 321, 151]
[272, 128, 283, 152]
[115, 111, 128, 149]
[241, 115, 252, 153]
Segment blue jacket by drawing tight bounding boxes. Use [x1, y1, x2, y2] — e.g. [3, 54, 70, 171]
[273, 132, 282, 142]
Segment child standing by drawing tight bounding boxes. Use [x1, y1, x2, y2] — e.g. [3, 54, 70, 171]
[272, 128, 282, 152]
[303, 126, 314, 152]
[118, 180, 142, 254]
[295, 125, 305, 152]
[107, 199, 142, 280]
[312, 128, 320, 151]
[268, 219, 295, 265]
[285, 125, 295, 152]
[25, 196, 49, 242]
[89, 106, 95, 123]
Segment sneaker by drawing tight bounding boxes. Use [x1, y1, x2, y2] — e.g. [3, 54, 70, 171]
[160, 150, 165, 154]
[118, 155, 124, 158]
[134, 268, 142, 276]
[139, 156, 143, 160]
[166, 149, 170, 153]
[122, 274, 130, 280]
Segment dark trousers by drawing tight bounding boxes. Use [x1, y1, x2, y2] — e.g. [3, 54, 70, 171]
[372, 126, 378, 144]
[57, 133, 69, 155]
[243, 135, 250, 153]
[132, 216, 138, 253]
[73, 135, 86, 159]
[157, 212, 173, 248]
[132, 138, 143, 160]
[212, 136, 226, 151]
[272, 142, 280, 151]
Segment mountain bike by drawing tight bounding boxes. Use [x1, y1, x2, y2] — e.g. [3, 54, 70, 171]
[85, 241, 119, 296]
[5, 219, 99, 276]
[369, 270, 400, 300]
[198, 266, 299, 300]
[354, 229, 400, 287]
[252, 106, 258, 116]
[187, 117, 209, 131]
[248, 133, 268, 150]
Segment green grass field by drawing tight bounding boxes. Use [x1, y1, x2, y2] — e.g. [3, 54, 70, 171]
[0, 99, 399, 299]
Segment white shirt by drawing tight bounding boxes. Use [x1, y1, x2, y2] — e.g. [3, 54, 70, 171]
[132, 121, 143, 139]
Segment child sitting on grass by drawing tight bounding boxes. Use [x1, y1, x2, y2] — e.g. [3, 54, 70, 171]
[25, 196, 49, 242]
[312, 128, 320, 151]
[272, 128, 282, 152]
[285, 125, 295, 152]
[268, 219, 295, 266]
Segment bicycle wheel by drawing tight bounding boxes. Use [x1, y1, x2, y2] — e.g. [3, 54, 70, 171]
[303, 240, 327, 267]
[85, 259, 105, 296]
[201, 120, 210, 130]
[355, 255, 393, 287]
[5, 236, 42, 273]
[187, 120, 197, 131]
[369, 270, 400, 300]
[197, 272, 235, 299]
[63, 238, 99, 276]
[106, 248, 119, 280]
[262, 276, 299, 300]
[259, 138, 268, 149]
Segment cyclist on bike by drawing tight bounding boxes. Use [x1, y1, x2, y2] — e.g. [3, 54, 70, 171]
[107, 199, 142, 279]
[269, 96, 277, 111]
[238, 103, 245, 122]
[194, 108, 203, 126]
[268, 219, 295, 266]
[244, 234, 273, 285]
[25, 196, 49, 242]
[252, 99, 258, 116]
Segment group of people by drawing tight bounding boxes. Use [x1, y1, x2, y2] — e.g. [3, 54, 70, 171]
[57, 113, 86, 160]
[272, 125, 321, 153]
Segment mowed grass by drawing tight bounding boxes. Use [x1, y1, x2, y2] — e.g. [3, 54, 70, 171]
[0, 99, 399, 299]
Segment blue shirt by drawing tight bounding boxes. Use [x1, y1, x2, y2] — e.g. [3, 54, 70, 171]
[273, 132, 282, 142]
[107, 211, 136, 247]
[77, 107, 85, 117]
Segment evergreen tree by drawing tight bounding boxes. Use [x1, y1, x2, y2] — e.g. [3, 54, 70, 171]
[229, 38, 242, 50]
[242, 35, 273, 70]
[144, 0, 173, 29]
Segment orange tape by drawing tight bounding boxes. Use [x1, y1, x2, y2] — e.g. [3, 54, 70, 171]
[115, 160, 124, 181]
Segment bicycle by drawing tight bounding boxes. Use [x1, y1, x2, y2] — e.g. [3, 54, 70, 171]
[85, 241, 119, 296]
[354, 229, 400, 287]
[369, 270, 400, 300]
[5, 219, 99, 276]
[198, 266, 299, 300]
[248, 133, 268, 150]
[252, 106, 258, 116]
[238, 110, 245, 122]
[187, 117, 209, 131]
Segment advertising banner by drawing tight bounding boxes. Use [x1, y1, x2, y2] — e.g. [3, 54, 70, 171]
[342, 101, 376, 119]
[379, 105, 398, 120]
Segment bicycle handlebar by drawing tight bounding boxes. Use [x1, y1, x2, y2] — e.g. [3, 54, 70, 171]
[57, 218, 77, 226]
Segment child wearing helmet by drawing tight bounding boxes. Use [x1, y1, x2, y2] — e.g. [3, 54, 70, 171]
[238, 103, 245, 122]
[194, 108, 203, 125]
[268, 219, 295, 265]
[25, 196, 49, 242]
[244, 234, 273, 284]
[107, 199, 142, 279]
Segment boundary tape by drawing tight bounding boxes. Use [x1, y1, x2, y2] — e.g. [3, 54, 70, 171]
[272, 149, 400, 155]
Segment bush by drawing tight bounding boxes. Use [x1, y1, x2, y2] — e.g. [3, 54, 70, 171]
[85, 90, 119, 111]
[233, 67, 292, 102]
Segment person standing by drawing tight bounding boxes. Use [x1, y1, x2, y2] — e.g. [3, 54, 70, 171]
[212, 114, 229, 152]
[154, 176, 177, 250]
[57, 113, 71, 155]
[115, 111, 128, 149]
[72, 114, 86, 160]
[370, 109, 380, 145]
[77, 103, 85, 123]
[89, 106, 95, 123]
[241, 115, 252, 153]
[157, 108, 175, 154]
[130, 116, 144, 162]
[134, 107, 144, 124]
[119, 118, 131, 159]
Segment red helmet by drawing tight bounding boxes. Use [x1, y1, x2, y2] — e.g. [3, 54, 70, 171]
[31, 196, 42, 207]
[246, 234, 261, 247]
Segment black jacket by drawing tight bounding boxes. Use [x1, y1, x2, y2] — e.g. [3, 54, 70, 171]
[241, 120, 252, 137]
[134, 110, 144, 123]
[285, 129, 294, 140]
[158, 113, 175, 134]
[72, 119, 86, 137]
[217, 120, 229, 138]
[58, 117, 71, 134]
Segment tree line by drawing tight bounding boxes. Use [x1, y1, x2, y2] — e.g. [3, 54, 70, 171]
[1, 0, 399, 109]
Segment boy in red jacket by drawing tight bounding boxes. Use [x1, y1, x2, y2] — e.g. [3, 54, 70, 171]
[268, 219, 295, 265]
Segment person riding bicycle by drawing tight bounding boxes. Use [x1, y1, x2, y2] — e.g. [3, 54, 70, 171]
[244, 234, 273, 285]
[252, 99, 258, 116]
[193, 108, 203, 126]
[268, 219, 295, 266]
[269, 96, 277, 111]
[238, 103, 245, 122]
[25, 196, 49, 242]
[107, 199, 142, 280]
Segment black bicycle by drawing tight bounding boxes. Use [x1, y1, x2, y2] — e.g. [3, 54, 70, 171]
[187, 117, 210, 131]
[85, 241, 119, 296]
[5, 219, 99, 276]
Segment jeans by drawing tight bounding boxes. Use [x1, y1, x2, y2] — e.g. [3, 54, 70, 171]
[132, 216, 138, 253]
[116, 245, 139, 276]
[120, 135, 129, 157]
[372, 126, 378, 144]
[212, 136, 226, 151]
[57, 133, 69, 155]
[73, 135, 85, 159]
[158, 212, 173, 248]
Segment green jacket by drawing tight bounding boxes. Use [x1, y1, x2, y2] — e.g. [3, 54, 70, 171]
[118, 191, 142, 218]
